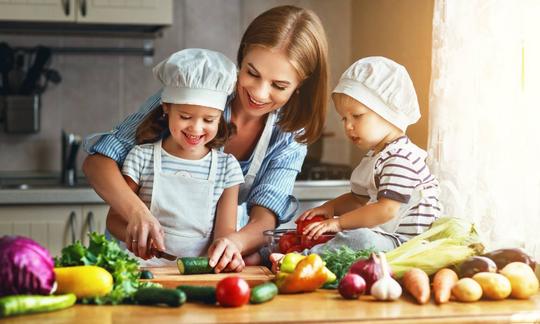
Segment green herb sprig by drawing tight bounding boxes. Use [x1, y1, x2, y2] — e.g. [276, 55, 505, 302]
[320, 246, 373, 289]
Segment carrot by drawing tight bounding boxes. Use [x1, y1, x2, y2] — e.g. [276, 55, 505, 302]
[432, 268, 458, 304]
[402, 268, 430, 304]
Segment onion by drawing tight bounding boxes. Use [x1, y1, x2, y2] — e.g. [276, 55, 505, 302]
[348, 252, 391, 293]
[338, 273, 366, 299]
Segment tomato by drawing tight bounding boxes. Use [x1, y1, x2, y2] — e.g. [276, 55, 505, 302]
[295, 215, 326, 234]
[278, 232, 300, 254]
[285, 244, 304, 253]
[216, 277, 250, 307]
[300, 234, 334, 250]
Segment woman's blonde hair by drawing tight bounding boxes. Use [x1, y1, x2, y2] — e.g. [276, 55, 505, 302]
[237, 5, 329, 145]
[135, 104, 230, 149]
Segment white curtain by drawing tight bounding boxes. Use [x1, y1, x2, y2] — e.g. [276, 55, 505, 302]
[428, 0, 540, 258]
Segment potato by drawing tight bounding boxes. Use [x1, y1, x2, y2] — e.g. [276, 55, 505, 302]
[452, 278, 483, 302]
[472, 272, 511, 300]
[500, 262, 539, 299]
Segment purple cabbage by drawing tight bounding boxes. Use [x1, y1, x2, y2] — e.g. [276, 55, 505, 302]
[0, 236, 56, 296]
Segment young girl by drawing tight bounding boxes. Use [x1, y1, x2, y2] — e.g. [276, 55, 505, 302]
[299, 56, 441, 253]
[108, 48, 244, 266]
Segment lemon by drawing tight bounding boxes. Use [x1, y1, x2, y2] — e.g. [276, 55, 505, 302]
[54, 265, 113, 298]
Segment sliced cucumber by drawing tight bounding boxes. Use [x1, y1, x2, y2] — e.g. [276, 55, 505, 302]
[134, 287, 186, 307]
[250, 282, 278, 304]
[177, 257, 213, 275]
[176, 285, 216, 304]
[139, 270, 154, 279]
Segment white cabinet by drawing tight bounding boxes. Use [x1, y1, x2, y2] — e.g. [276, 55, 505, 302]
[0, 0, 172, 25]
[0, 204, 108, 257]
[0, 0, 75, 22]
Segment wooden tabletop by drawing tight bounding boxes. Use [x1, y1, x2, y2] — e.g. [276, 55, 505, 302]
[6, 291, 540, 323]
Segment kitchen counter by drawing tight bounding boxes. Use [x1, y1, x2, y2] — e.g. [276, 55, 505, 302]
[6, 291, 540, 323]
[0, 179, 350, 205]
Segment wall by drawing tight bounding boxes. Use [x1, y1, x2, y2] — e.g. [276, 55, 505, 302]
[0, 0, 352, 172]
[350, 0, 433, 165]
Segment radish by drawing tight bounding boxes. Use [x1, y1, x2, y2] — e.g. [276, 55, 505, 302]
[338, 273, 366, 299]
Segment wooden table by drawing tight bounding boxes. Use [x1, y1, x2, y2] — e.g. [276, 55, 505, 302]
[5, 291, 540, 323]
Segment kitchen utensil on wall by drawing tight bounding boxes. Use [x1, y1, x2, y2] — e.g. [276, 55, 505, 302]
[19, 46, 51, 95]
[8, 52, 26, 94]
[0, 42, 14, 95]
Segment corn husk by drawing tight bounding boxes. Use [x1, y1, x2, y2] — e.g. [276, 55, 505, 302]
[386, 217, 484, 279]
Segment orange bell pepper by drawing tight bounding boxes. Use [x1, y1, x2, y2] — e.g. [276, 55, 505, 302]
[275, 254, 330, 294]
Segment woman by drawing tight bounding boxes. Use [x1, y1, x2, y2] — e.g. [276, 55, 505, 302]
[83, 5, 329, 272]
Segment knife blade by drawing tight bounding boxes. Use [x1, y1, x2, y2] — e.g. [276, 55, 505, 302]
[151, 248, 177, 261]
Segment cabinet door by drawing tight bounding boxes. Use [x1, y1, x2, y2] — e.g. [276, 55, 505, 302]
[76, 0, 172, 25]
[0, 0, 76, 22]
[80, 204, 109, 245]
[0, 205, 82, 257]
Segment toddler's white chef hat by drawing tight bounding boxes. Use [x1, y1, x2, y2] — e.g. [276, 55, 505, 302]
[333, 56, 420, 131]
[153, 48, 237, 111]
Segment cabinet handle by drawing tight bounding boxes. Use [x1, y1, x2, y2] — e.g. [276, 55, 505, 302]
[62, 0, 70, 16]
[85, 211, 95, 234]
[79, 0, 87, 17]
[68, 211, 77, 244]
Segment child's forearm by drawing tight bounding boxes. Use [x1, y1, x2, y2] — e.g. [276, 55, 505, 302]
[213, 186, 239, 240]
[338, 200, 399, 230]
[325, 193, 367, 215]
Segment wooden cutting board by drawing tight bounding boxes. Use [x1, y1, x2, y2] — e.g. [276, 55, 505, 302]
[140, 266, 274, 288]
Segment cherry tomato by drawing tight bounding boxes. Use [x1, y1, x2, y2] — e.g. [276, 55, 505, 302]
[216, 276, 250, 307]
[278, 232, 300, 254]
[295, 215, 326, 234]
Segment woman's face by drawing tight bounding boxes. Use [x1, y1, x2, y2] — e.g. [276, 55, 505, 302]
[163, 103, 221, 156]
[236, 46, 301, 117]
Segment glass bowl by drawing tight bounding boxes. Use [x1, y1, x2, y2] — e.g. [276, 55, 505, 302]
[263, 228, 335, 253]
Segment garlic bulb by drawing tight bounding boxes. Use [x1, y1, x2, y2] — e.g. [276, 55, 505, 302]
[370, 252, 402, 301]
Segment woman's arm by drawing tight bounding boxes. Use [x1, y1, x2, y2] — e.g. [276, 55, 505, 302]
[83, 154, 165, 255]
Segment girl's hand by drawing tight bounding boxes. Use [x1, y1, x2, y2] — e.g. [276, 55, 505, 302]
[208, 237, 245, 273]
[125, 211, 165, 260]
[297, 204, 333, 222]
[303, 218, 342, 240]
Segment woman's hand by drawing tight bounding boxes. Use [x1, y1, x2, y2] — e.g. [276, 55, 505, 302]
[297, 203, 334, 222]
[125, 211, 165, 260]
[208, 237, 245, 273]
[303, 218, 342, 240]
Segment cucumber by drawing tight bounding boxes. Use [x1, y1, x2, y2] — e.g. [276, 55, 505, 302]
[177, 257, 214, 275]
[139, 270, 154, 279]
[134, 287, 186, 307]
[176, 285, 216, 304]
[0, 293, 76, 318]
[250, 282, 278, 304]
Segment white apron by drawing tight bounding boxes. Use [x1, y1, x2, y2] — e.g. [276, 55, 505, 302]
[350, 152, 409, 234]
[236, 112, 277, 229]
[140, 140, 218, 266]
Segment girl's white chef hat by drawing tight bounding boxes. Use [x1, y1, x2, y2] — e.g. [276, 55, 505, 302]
[153, 48, 237, 111]
[333, 56, 420, 131]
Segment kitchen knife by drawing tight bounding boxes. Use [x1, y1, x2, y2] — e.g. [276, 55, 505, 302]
[151, 249, 177, 261]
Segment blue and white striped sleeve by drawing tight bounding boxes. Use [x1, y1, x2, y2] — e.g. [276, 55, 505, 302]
[247, 136, 307, 224]
[86, 91, 162, 164]
[121, 145, 148, 185]
[224, 154, 244, 188]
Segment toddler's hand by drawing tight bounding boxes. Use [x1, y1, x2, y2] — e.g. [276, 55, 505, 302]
[303, 218, 341, 240]
[297, 205, 333, 222]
